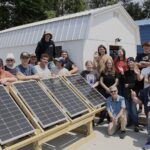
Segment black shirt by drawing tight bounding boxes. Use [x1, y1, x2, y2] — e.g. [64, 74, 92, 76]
[64, 59, 74, 71]
[4, 66, 18, 76]
[136, 53, 149, 62]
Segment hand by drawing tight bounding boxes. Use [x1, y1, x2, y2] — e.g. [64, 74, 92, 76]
[131, 89, 136, 98]
[118, 66, 124, 74]
[32, 75, 40, 80]
[112, 117, 117, 124]
[0, 78, 7, 84]
[125, 84, 129, 88]
[134, 67, 140, 75]
[106, 88, 110, 94]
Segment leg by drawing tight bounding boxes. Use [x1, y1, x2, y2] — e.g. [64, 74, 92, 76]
[118, 113, 127, 131]
[107, 122, 118, 136]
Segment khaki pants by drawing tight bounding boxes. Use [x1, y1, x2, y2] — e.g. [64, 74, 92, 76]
[107, 113, 127, 136]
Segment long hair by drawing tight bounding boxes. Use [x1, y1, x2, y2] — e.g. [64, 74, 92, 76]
[117, 48, 126, 61]
[97, 45, 107, 56]
[103, 59, 116, 76]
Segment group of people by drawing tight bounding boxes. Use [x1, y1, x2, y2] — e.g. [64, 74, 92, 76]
[0, 30, 150, 149]
[80, 42, 150, 149]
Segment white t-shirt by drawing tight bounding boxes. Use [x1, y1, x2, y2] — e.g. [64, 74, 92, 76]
[35, 65, 51, 79]
[141, 66, 150, 88]
[52, 67, 70, 76]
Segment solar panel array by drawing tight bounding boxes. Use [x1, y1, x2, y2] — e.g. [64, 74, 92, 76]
[13, 81, 67, 129]
[66, 75, 106, 107]
[0, 85, 34, 145]
[42, 78, 88, 117]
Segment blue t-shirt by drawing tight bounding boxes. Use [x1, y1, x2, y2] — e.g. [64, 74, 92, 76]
[17, 64, 37, 76]
[107, 95, 126, 117]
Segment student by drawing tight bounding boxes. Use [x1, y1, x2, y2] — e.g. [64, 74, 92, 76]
[16, 52, 40, 80]
[0, 58, 17, 85]
[29, 53, 38, 66]
[107, 86, 127, 139]
[35, 31, 55, 61]
[35, 53, 51, 79]
[61, 51, 78, 74]
[80, 60, 99, 87]
[131, 73, 150, 150]
[4, 53, 18, 75]
[52, 57, 71, 76]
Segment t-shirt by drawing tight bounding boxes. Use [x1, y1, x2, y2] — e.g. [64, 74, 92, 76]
[114, 58, 127, 73]
[107, 95, 126, 117]
[35, 65, 51, 79]
[80, 70, 99, 86]
[4, 65, 18, 76]
[141, 66, 150, 88]
[136, 53, 149, 62]
[51, 67, 70, 76]
[64, 59, 74, 71]
[0, 70, 14, 78]
[17, 64, 37, 76]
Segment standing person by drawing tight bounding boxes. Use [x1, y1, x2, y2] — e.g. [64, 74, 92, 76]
[4, 53, 18, 75]
[0, 58, 17, 85]
[61, 51, 78, 74]
[107, 86, 127, 139]
[124, 57, 140, 131]
[114, 48, 127, 97]
[131, 73, 150, 150]
[16, 52, 40, 81]
[35, 31, 55, 62]
[93, 45, 112, 75]
[80, 60, 99, 87]
[96, 59, 118, 125]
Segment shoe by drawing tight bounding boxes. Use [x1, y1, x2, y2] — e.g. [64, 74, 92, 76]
[119, 130, 126, 139]
[134, 126, 139, 132]
[95, 119, 104, 126]
[143, 141, 150, 150]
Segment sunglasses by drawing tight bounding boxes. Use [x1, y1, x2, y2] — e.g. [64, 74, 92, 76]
[6, 59, 14, 62]
[110, 90, 117, 93]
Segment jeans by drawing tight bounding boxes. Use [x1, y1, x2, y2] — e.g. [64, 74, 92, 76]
[125, 99, 138, 126]
[147, 116, 150, 142]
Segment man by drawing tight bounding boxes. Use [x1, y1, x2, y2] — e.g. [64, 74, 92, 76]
[16, 52, 40, 80]
[131, 73, 150, 150]
[61, 51, 78, 74]
[35, 53, 51, 79]
[107, 86, 127, 139]
[0, 58, 17, 85]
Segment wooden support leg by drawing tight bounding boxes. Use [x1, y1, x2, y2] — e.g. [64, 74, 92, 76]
[33, 142, 42, 150]
[86, 121, 93, 136]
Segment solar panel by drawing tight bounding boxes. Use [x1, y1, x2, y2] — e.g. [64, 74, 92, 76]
[13, 80, 67, 129]
[65, 75, 106, 107]
[41, 78, 88, 117]
[0, 85, 34, 145]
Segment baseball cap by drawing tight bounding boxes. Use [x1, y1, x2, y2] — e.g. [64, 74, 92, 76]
[54, 57, 65, 64]
[6, 53, 15, 60]
[20, 52, 30, 58]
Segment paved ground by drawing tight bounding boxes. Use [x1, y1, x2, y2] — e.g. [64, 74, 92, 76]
[20, 123, 147, 150]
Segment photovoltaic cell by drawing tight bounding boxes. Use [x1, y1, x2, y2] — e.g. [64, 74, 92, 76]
[0, 85, 34, 145]
[42, 78, 88, 117]
[66, 75, 106, 107]
[13, 80, 66, 129]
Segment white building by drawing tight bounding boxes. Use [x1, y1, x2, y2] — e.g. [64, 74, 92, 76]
[0, 3, 140, 70]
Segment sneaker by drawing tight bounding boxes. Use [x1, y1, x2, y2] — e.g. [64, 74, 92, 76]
[143, 141, 150, 150]
[134, 126, 139, 132]
[119, 130, 126, 139]
[95, 119, 104, 126]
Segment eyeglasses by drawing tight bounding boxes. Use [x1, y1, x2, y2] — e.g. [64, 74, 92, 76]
[110, 90, 117, 93]
[6, 59, 14, 62]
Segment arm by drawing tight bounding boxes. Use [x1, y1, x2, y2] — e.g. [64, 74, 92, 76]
[92, 81, 99, 88]
[131, 89, 142, 105]
[115, 107, 125, 120]
[111, 78, 118, 87]
[100, 77, 110, 93]
[69, 64, 78, 74]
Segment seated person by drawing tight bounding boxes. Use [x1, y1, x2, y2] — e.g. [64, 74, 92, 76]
[107, 86, 127, 139]
[35, 53, 51, 79]
[4, 53, 18, 75]
[80, 60, 99, 87]
[0, 58, 17, 85]
[16, 52, 40, 80]
[52, 57, 71, 76]
[61, 51, 78, 74]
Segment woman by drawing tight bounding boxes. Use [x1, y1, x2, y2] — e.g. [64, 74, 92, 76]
[35, 31, 55, 61]
[96, 59, 118, 125]
[114, 48, 127, 97]
[93, 45, 112, 74]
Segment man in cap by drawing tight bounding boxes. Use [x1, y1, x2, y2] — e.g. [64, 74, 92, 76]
[16, 52, 40, 80]
[4, 53, 17, 75]
[0, 58, 17, 85]
[35, 30, 56, 62]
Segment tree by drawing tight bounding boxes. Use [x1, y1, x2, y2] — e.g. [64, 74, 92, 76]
[142, 0, 150, 18]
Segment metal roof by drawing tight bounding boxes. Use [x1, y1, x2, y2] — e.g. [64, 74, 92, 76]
[135, 19, 150, 26]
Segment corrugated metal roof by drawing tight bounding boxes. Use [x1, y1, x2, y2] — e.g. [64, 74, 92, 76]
[135, 19, 150, 26]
